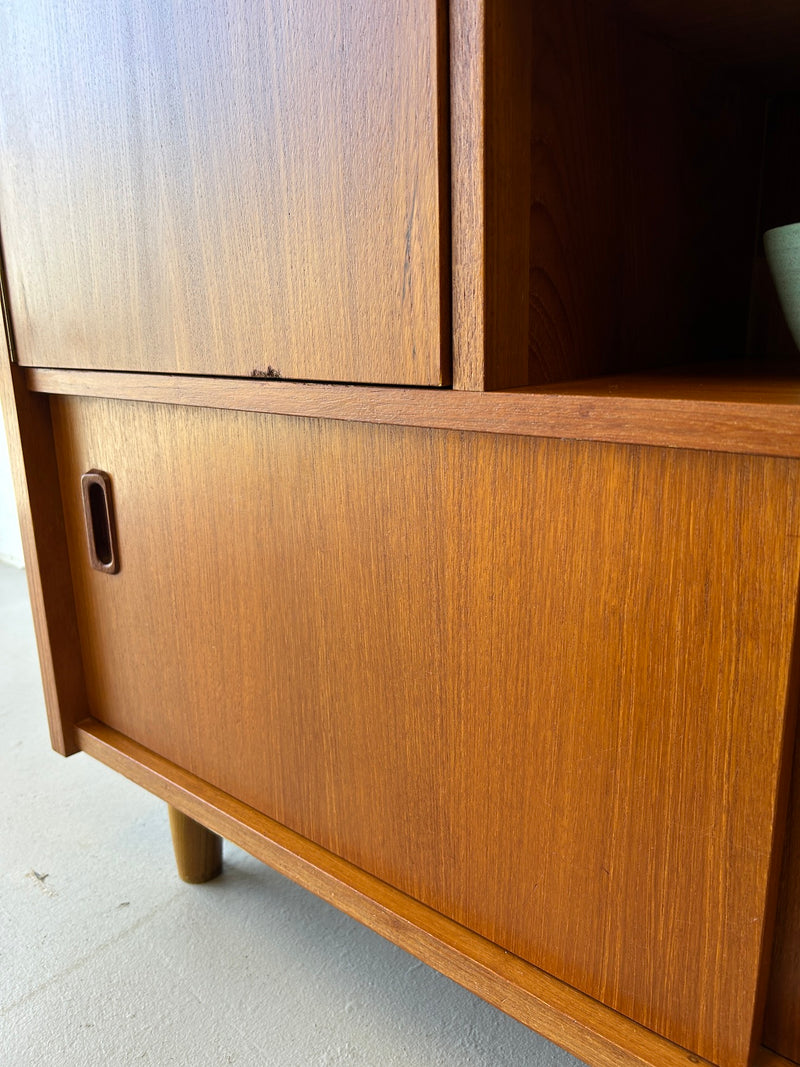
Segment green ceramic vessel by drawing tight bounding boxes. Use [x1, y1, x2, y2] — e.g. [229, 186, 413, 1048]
[764, 222, 800, 351]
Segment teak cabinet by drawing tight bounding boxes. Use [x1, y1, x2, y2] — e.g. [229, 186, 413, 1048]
[2, 3, 800, 1066]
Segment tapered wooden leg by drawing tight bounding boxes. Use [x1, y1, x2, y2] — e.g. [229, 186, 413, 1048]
[168, 806, 223, 883]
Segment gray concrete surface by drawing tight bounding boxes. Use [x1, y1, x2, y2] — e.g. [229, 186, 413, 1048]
[0, 562, 584, 1066]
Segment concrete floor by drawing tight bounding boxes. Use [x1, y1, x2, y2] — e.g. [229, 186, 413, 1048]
[0, 561, 584, 1066]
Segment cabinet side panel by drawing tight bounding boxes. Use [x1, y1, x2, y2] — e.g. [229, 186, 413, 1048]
[0, 229, 86, 752]
[764, 721, 800, 1063]
[451, 0, 533, 391]
[51, 396, 800, 1066]
[0, 368, 85, 753]
[0, 0, 446, 386]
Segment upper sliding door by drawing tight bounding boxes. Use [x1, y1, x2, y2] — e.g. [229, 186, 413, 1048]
[0, 0, 449, 385]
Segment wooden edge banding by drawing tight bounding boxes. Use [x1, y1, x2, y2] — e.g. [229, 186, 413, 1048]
[763, 716, 800, 1061]
[73, 716, 794, 1067]
[25, 366, 800, 459]
[449, 0, 533, 391]
[450, 0, 486, 391]
[756, 588, 800, 1063]
[435, 0, 453, 387]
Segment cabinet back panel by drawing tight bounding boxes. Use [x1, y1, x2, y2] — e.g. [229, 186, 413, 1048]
[526, 0, 764, 385]
[51, 395, 800, 1067]
[0, 0, 447, 385]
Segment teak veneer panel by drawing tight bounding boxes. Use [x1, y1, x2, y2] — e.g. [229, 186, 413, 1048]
[51, 396, 800, 1067]
[0, 0, 448, 386]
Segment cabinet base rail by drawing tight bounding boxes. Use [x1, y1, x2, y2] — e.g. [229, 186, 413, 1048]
[74, 717, 792, 1067]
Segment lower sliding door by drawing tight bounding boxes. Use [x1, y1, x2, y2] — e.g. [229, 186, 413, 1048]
[50, 393, 800, 1067]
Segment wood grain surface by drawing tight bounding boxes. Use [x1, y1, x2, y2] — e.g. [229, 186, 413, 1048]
[450, 0, 532, 390]
[449, 0, 485, 390]
[0, 0, 448, 386]
[51, 396, 800, 1066]
[78, 716, 800, 1067]
[26, 365, 800, 460]
[0, 274, 86, 753]
[764, 720, 800, 1063]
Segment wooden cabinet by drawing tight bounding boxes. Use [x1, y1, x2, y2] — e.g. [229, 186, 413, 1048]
[3, 2, 800, 1067]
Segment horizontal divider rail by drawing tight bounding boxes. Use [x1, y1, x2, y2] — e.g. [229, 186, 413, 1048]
[26, 366, 800, 459]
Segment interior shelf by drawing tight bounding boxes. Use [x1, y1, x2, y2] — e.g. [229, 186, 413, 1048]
[529, 361, 800, 404]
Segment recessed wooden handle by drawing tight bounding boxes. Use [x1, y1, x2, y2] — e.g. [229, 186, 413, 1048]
[81, 470, 119, 574]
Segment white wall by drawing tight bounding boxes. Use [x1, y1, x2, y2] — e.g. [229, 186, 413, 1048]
[0, 410, 24, 567]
